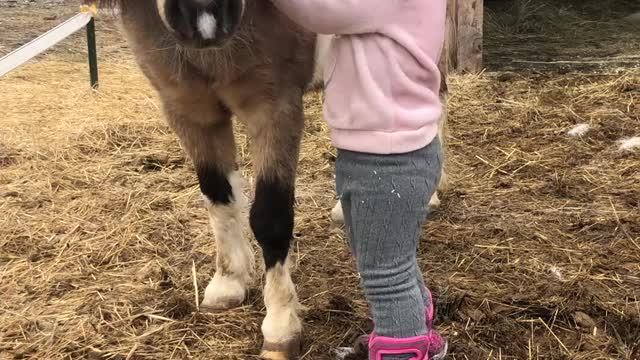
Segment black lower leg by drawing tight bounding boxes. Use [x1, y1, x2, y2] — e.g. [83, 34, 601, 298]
[249, 177, 295, 269]
[196, 164, 233, 205]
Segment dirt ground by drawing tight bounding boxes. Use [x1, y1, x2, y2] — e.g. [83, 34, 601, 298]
[1, 1, 639, 359]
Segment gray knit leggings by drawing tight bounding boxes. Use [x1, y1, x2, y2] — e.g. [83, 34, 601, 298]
[335, 138, 442, 347]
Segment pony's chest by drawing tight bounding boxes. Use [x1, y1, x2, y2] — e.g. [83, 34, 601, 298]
[181, 46, 262, 83]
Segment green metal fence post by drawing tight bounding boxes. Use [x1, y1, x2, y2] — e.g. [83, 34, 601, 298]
[86, 17, 98, 89]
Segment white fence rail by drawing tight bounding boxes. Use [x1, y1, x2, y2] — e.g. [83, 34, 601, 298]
[0, 4, 99, 87]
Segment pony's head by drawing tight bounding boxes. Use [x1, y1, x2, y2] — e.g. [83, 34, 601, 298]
[155, 0, 245, 48]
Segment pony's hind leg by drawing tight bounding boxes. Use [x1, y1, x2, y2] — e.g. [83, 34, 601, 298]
[160, 85, 254, 311]
[221, 84, 305, 360]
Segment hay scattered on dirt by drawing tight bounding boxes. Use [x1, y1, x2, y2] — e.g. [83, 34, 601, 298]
[429, 67, 640, 359]
[1, 1, 639, 359]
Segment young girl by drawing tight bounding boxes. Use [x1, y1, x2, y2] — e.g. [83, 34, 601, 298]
[269, 1, 448, 359]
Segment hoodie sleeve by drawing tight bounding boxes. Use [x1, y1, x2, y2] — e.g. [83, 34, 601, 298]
[270, 0, 400, 35]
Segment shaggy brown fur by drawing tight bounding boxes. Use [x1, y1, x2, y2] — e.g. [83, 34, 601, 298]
[90, 2, 448, 359]
[94, 1, 318, 359]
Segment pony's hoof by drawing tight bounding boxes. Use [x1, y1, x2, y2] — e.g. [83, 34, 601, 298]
[199, 275, 246, 311]
[199, 296, 244, 312]
[330, 201, 344, 224]
[428, 192, 441, 208]
[260, 335, 302, 360]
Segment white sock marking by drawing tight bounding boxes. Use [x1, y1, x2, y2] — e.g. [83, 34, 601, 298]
[201, 171, 254, 309]
[202, 272, 247, 309]
[262, 260, 302, 344]
[197, 12, 217, 40]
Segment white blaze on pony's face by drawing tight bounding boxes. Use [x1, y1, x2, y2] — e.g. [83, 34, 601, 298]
[196, 12, 217, 40]
[155, 0, 246, 48]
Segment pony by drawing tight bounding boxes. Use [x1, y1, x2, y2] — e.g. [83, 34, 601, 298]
[95, 0, 447, 358]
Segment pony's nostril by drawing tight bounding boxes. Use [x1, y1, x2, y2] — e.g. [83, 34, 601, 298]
[218, 0, 233, 34]
[177, 1, 193, 24]
[166, 0, 196, 39]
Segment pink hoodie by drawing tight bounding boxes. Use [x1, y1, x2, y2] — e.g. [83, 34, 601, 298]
[270, 0, 447, 154]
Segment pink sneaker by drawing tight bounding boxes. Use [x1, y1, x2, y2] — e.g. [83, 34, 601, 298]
[424, 330, 448, 360]
[350, 330, 447, 360]
[367, 332, 447, 360]
[349, 289, 447, 359]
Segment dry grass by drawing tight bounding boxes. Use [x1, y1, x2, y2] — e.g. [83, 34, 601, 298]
[1, 1, 639, 359]
[431, 68, 640, 359]
[484, 0, 640, 72]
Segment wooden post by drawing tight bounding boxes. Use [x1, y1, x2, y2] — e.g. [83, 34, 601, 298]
[439, 0, 457, 74]
[86, 17, 99, 89]
[458, 0, 483, 72]
[440, 0, 483, 74]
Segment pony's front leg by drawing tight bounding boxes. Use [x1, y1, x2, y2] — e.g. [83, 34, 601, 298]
[252, 178, 302, 360]
[237, 94, 304, 360]
[200, 166, 254, 311]
[160, 85, 254, 311]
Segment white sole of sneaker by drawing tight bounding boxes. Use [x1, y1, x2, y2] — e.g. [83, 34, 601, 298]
[431, 339, 448, 359]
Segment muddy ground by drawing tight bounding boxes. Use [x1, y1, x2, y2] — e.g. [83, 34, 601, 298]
[1, 1, 639, 359]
